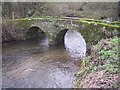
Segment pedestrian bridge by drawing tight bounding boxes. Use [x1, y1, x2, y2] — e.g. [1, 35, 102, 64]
[5, 16, 120, 45]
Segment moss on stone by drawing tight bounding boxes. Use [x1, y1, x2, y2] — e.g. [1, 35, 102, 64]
[16, 20, 32, 29]
[4, 17, 120, 42]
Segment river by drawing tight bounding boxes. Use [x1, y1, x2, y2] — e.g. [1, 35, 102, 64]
[2, 30, 86, 88]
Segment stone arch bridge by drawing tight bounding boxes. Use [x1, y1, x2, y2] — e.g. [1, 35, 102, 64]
[3, 16, 120, 45]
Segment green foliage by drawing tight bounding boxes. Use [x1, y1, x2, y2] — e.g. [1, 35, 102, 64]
[75, 36, 119, 87]
[82, 57, 90, 67]
[75, 57, 89, 77]
[8, 16, 120, 29]
[99, 50, 115, 57]
[102, 64, 118, 73]
[89, 66, 97, 73]
[112, 36, 120, 43]
[15, 19, 33, 29]
[79, 18, 120, 28]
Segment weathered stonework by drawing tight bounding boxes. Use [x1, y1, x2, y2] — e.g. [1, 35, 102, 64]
[2, 17, 119, 45]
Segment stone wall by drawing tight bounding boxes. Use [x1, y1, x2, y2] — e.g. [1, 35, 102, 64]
[2, 16, 119, 44]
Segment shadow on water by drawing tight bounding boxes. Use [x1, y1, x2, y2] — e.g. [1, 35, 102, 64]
[2, 29, 86, 88]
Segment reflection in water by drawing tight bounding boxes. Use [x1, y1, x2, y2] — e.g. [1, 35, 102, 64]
[65, 30, 86, 60]
[39, 37, 49, 47]
[2, 30, 86, 88]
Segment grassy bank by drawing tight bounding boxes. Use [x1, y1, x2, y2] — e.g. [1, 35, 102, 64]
[74, 36, 120, 88]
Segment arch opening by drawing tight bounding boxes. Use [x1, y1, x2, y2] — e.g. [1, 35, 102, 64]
[54, 29, 87, 59]
[26, 26, 47, 41]
[54, 29, 69, 46]
[64, 29, 87, 59]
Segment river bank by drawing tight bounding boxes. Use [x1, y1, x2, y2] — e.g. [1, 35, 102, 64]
[74, 36, 120, 88]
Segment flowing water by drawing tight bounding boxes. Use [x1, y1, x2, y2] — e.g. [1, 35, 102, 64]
[2, 30, 86, 88]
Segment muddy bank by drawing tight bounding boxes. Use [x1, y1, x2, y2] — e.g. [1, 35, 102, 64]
[2, 22, 25, 43]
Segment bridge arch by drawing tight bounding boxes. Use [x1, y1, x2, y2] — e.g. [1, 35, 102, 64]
[55, 29, 69, 45]
[54, 28, 87, 48]
[26, 26, 47, 40]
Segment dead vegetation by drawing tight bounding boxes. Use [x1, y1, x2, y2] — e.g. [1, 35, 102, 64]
[75, 36, 120, 88]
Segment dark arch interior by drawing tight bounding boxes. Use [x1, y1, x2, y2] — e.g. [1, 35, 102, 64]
[55, 29, 69, 46]
[26, 26, 46, 40]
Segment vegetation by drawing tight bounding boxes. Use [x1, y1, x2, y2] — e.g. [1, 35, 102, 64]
[2, 2, 118, 20]
[75, 36, 120, 88]
[2, 2, 120, 88]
